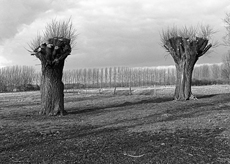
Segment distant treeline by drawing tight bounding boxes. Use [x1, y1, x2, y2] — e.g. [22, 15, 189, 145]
[0, 63, 228, 92]
[62, 63, 225, 88]
[0, 66, 40, 92]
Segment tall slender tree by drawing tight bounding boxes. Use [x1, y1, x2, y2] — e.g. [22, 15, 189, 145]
[161, 25, 214, 100]
[221, 51, 230, 81]
[222, 13, 230, 82]
[29, 19, 77, 115]
[223, 13, 230, 46]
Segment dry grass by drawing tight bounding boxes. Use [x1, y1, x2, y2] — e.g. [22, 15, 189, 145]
[1, 85, 230, 163]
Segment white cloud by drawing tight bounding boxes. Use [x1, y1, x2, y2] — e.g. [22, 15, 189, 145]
[0, 0, 78, 43]
[0, 0, 230, 70]
[0, 47, 12, 67]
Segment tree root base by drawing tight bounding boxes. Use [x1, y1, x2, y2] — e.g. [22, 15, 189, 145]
[174, 94, 198, 101]
[189, 94, 198, 100]
[39, 109, 68, 116]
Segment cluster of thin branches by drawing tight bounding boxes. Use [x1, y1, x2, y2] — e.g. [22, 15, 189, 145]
[28, 18, 77, 51]
[28, 34, 43, 52]
[160, 25, 215, 45]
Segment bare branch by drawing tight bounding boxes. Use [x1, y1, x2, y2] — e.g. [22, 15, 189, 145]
[198, 44, 212, 57]
[198, 24, 216, 40]
[179, 26, 197, 39]
[160, 24, 215, 57]
[28, 33, 43, 54]
[161, 25, 215, 46]
[29, 18, 77, 52]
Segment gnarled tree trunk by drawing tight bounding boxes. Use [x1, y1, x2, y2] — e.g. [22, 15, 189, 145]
[40, 60, 65, 115]
[33, 37, 71, 115]
[164, 37, 212, 100]
[174, 56, 196, 100]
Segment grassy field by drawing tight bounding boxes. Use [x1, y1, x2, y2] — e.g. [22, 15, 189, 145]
[1, 85, 230, 163]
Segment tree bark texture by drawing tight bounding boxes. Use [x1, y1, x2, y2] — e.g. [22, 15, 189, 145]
[32, 37, 71, 115]
[164, 37, 212, 100]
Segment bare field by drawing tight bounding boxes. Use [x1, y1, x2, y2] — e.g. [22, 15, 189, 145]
[1, 85, 230, 163]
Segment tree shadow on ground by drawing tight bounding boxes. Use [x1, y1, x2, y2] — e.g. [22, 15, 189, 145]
[64, 93, 230, 133]
[95, 106, 222, 131]
[138, 102, 229, 126]
[66, 97, 174, 115]
[196, 94, 219, 99]
[66, 93, 222, 116]
[81, 94, 230, 130]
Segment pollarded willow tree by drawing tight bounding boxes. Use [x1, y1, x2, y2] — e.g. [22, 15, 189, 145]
[29, 19, 77, 115]
[161, 25, 214, 100]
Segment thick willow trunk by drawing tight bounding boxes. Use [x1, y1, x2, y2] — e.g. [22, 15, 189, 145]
[40, 61, 66, 115]
[163, 36, 212, 101]
[32, 37, 71, 115]
[174, 61, 194, 100]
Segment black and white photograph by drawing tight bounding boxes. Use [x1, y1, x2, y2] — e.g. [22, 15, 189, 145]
[1, 0, 230, 163]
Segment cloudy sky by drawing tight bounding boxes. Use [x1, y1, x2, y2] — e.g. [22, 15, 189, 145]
[0, 0, 230, 71]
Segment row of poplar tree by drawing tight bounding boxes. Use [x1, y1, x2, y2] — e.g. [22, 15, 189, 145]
[0, 62, 228, 92]
[62, 63, 227, 88]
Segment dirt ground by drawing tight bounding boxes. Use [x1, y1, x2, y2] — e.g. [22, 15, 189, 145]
[1, 85, 230, 164]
